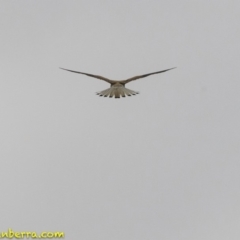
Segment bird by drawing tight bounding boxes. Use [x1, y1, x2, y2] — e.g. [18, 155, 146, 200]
[60, 67, 176, 98]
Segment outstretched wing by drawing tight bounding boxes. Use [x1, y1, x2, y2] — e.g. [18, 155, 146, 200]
[121, 67, 176, 84]
[60, 67, 114, 84]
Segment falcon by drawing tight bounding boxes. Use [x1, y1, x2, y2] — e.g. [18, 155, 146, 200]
[60, 67, 176, 98]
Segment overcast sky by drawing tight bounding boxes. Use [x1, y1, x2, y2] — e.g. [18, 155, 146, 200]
[1, 1, 240, 239]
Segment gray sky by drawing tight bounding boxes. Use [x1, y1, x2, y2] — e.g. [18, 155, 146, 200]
[1, 1, 240, 239]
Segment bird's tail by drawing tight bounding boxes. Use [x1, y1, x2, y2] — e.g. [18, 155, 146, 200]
[96, 86, 139, 98]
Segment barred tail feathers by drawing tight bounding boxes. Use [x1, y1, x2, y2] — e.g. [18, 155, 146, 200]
[96, 86, 139, 98]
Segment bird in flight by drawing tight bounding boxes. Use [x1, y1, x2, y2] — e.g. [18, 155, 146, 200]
[60, 67, 176, 98]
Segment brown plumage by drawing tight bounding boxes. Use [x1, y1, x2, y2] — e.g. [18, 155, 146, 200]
[60, 67, 176, 98]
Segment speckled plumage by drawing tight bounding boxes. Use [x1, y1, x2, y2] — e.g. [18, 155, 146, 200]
[60, 67, 176, 98]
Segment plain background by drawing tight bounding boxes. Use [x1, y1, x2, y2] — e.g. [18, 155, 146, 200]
[1, 1, 240, 239]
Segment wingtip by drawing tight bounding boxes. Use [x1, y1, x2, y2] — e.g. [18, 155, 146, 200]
[167, 67, 177, 72]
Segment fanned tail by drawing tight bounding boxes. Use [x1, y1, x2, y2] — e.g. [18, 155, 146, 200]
[96, 86, 139, 98]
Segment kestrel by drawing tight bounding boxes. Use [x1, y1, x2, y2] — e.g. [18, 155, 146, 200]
[60, 67, 176, 98]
